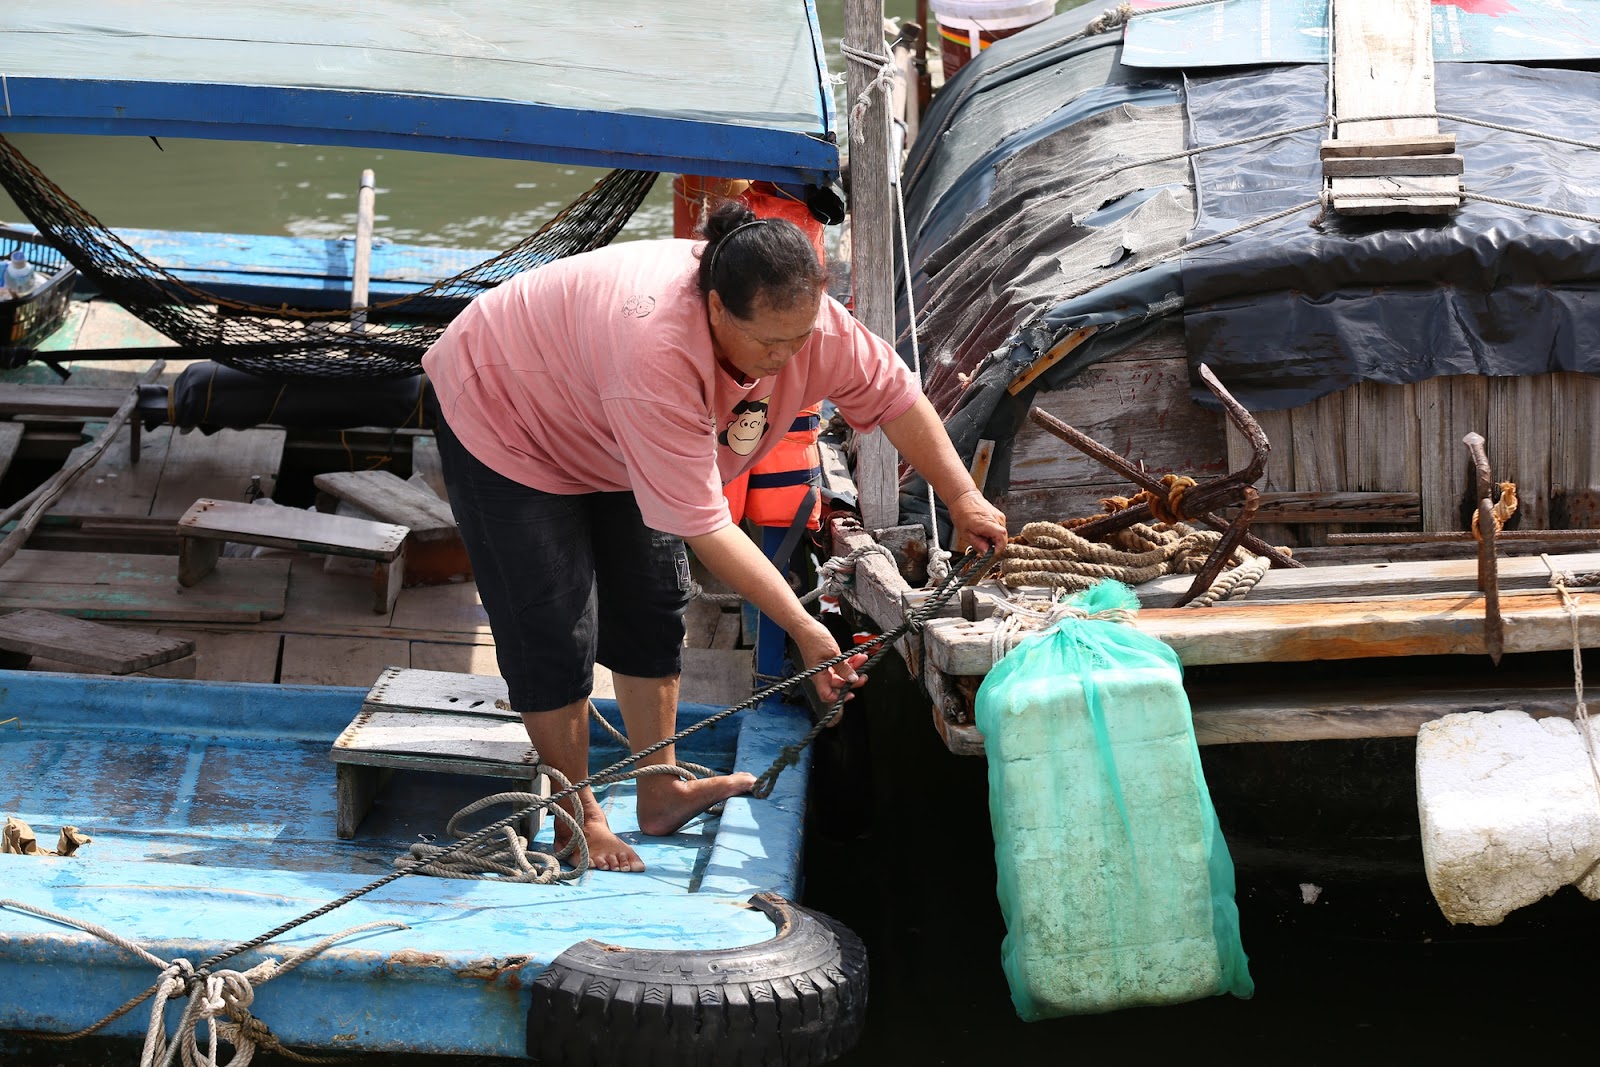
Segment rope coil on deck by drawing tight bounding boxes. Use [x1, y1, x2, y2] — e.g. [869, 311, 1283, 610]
[993, 518, 1272, 606]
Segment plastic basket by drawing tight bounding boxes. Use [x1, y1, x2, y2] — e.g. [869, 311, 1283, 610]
[0, 226, 77, 365]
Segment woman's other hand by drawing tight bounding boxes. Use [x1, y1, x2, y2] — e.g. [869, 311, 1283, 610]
[949, 488, 1008, 556]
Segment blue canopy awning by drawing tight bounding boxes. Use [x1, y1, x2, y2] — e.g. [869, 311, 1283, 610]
[0, 1, 840, 184]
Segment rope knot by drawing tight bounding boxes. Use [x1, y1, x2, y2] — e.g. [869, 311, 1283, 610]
[1085, 2, 1135, 35]
[1130, 474, 1196, 525]
[1471, 481, 1519, 541]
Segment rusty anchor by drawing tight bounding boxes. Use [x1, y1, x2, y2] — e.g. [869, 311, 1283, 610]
[1026, 362, 1300, 607]
[1463, 431, 1505, 665]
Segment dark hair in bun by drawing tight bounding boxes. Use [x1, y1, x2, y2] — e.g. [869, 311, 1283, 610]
[696, 201, 825, 317]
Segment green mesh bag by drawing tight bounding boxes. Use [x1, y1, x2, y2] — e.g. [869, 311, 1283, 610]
[975, 580, 1253, 1019]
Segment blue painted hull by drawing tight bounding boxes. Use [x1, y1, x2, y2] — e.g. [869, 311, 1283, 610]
[0, 671, 814, 1057]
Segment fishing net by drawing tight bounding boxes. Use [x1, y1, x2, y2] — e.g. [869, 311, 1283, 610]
[0, 135, 657, 381]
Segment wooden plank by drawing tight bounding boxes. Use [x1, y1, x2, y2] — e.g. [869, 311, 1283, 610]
[0, 550, 288, 621]
[333, 708, 537, 768]
[363, 665, 511, 715]
[51, 424, 174, 517]
[1320, 133, 1456, 158]
[1011, 356, 1228, 491]
[179, 498, 407, 560]
[969, 438, 996, 496]
[1488, 374, 1552, 529]
[314, 470, 455, 538]
[845, 0, 899, 531]
[408, 641, 502, 679]
[1330, 179, 1460, 215]
[831, 521, 916, 670]
[0, 609, 192, 673]
[1290, 388, 1348, 543]
[1550, 371, 1600, 528]
[388, 578, 491, 636]
[69, 299, 180, 354]
[1416, 375, 1488, 533]
[1350, 381, 1421, 507]
[279, 634, 409, 687]
[150, 427, 286, 519]
[1251, 491, 1419, 525]
[1006, 325, 1097, 395]
[928, 678, 1581, 756]
[1329, 0, 1458, 214]
[1136, 550, 1600, 608]
[156, 628, 282, 683]
[0, 385, 126, 417]
[924, 591, 1600, 675]
[1321, 154, 1463, 177]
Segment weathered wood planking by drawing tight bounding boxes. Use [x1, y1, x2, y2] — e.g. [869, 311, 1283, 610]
[1549, 371, 1600, 528]
[1415, 375, 1488, 532]
[180, 498, 408, 557]
[1134, 550, 1600, 608]
[407, 641, 502, 679]
[333, 708, 538, 768]
[927, 680, 1584, 756]
[1010, 355, 1228, 491]
[0, 609, 193, 673]
[906, 550, 1600, 617]
[925, 592, 1600, 675]
[831, 521, 917, 672]
[1290, 388, 1348, 543]
[314, 470, 456, 538]
[151, 427, 286, 519]
[279, 635, 409, 687]
[0, 552, 288, 622]
[1329, 0, 1458, 214]
[365, 665, 512, 716]
[1250, 491, 1418, 524]
[1488, 373, 1552, 529]
[156, 628, 282, 683]
[0, 385, 128, 417]
[1348, 381, 1420, 503]
[52, 424, 175, 516]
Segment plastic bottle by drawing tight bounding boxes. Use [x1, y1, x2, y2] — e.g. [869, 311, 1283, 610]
[4, 250, 38, 298]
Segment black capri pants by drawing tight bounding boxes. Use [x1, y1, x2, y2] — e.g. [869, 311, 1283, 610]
[432, 412, 692, 713]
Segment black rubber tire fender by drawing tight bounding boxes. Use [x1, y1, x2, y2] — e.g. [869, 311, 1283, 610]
[527, 892, 868, 1067]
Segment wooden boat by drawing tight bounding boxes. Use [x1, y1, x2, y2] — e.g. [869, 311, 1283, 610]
[0, 668, 863, 1062]
[0, 2, 882, 1062]
[806, 0, 1600, 925]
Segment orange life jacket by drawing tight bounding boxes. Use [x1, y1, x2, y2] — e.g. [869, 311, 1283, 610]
[723, 405, 822, 530]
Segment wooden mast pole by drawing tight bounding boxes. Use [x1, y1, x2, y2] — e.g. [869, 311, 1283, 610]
[844, 0, 902, 531]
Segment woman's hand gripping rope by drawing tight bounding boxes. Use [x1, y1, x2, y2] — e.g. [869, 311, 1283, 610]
[749, 546, 995, 799]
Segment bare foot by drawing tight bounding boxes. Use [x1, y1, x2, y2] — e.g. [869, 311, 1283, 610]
[554, 788, 644, 873]
[636, 772, 758, 837]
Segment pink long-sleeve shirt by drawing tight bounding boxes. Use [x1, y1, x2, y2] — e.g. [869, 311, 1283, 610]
[422, 239, 921, 538]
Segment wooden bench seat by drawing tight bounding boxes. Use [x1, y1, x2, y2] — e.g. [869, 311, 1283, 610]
[0, 608, 194, 674]
[330, 667, 545, 839]
[178, 497, 409, 614]
[312, 470, 469, 585]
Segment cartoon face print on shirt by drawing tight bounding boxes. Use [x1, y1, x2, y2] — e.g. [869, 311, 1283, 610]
[718, 396, 771, 457]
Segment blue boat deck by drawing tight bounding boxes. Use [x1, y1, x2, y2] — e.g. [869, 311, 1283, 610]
[0, 672, 812, 1057]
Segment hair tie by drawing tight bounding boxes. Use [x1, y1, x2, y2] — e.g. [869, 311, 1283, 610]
[706, 218, 769, 285]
